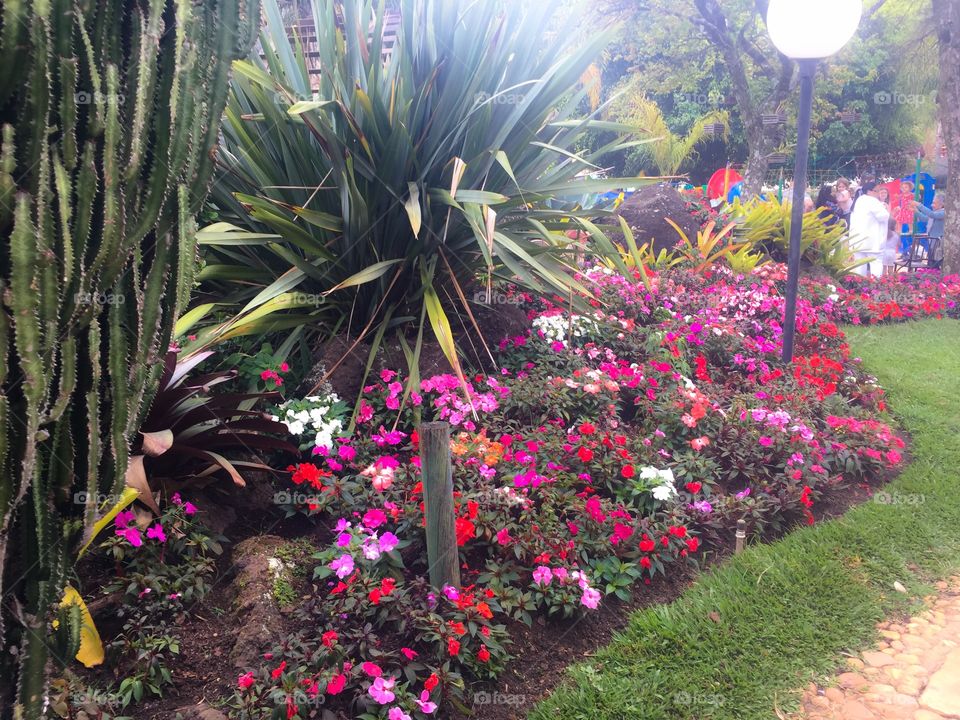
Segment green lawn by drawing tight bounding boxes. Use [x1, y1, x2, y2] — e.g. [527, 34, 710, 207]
[529, 320, 960, 720]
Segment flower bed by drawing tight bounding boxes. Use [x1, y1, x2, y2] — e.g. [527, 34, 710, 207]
[167, 266, 960, 720]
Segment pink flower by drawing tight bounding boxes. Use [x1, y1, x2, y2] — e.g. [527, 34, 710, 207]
[400, 647, 418, 660]
[362, 661, 383, 677]
[114, 510, 135, 528]
[330, 554, 354, 579]
[338, 444, 357, 461]
[581, 587, 602, 609]
[758, 436, 773, 447]
[495, 527, 512, 545]
[238, 672, 255, 690]
[183, 502, 197, 516]
[442, 584, 460, 601]
[416, 690, 438, 714]
[362, 509, 387, 529]
[368, 676, 396, 704]
[532, 566, 552, 586]
[326, 673, 346, 695]
[146, 523, 166, 543]
[380, 369, 398, 382]
[388, 708, 412, 720]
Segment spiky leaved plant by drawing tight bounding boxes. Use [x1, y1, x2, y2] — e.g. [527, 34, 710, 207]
[0, 0, 260, 715]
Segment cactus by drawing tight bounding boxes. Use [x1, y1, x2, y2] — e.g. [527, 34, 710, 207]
[0, 0, 260, 715]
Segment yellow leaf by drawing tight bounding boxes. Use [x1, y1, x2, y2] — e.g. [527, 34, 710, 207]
[59, 586, 104, 668]
[77, 486, 140, 558]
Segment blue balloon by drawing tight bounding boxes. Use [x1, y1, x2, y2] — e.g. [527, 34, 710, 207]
[727, 182, 744, 203]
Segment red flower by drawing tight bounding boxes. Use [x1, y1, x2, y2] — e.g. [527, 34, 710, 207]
[369, 588, 382, 605]
[424, 673, 440, 692]
[579, 422, 597, 435]
[577, 446, 594, 462]
[447, 638, 461, 656]
[640, 556, 651, 569]
[639, 537, 655, 552]
[476, 601, 493, 619]
[381, 577, 396, 595]
[478, 645, 491, 663]
[685, 482, 702, 494]
[271, 661, 287, 679]
[686, 537, 700, 552]
[455, 517, 476, 546]
[237, 672, 255, 690]
[326, 673, 346, 695]
[401, 647, 418, 660]
[321, 630, 338, 648]
[621, 465, 635, 479]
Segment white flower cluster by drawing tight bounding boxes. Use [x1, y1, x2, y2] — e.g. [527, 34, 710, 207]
[532, 313, 601, 347]
[272, 394, 345, 450]
[639, 466, 678, 502]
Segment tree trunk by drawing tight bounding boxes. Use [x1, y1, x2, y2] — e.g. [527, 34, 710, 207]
[934, 0, 960, 274]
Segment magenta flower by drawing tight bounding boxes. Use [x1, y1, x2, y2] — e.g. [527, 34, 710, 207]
[183, 501, 197, 516]
[114, 510, 136, 528]
[336, 532, 353, 547]
[388, 708, 412, 720]
[117, 525, 143, 547]
[758, 436, 773, 447]
[378, 532, 399, 553]
[146, 523, 166, 543]
[330, 554, 354, 579]
[362, 509, 387, 529]
[495, 527, 511, 545]
[442, 584, 460, 601]
[338, 444, 357, 461]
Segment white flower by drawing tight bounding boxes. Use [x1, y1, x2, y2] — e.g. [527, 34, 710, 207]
[652, 484, 676, 501]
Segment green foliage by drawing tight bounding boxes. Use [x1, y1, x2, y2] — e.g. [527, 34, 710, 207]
[610, 88, 730, 176]
[0, 0, 259, 713]
[195, 0, 651, 386]
[730, 198, 861, 279]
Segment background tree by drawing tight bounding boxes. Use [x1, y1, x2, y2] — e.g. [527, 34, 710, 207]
[933, 0, 960, 273]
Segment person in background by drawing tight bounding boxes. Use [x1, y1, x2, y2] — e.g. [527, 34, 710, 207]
[877, 186, 892, 214]
[895, 180, 916, 256]
[848, 180, 891, 278]
[883, 216, 900, 276]
[815, 184, 839, 226]
[835, 177, 854, 225]
[803, 195, 815, 213]
[914, 193, 946, 268]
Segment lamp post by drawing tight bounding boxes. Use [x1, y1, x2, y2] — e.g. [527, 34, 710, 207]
[767, 0, 862, 363]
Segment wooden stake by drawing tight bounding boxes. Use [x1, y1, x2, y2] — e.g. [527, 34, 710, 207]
[735, 519, 746, 554]
[419, 422, 461, 589]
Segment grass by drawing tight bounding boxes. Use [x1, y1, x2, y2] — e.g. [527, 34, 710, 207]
[529, 319, 960, 720]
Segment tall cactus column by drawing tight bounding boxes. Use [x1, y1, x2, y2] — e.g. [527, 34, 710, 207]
[0, 0, 260, 715]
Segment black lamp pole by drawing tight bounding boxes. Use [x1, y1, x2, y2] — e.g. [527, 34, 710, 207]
[781, 59, 819, 364]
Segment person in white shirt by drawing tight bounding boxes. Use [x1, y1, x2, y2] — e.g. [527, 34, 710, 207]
[848, 180, 891, 277]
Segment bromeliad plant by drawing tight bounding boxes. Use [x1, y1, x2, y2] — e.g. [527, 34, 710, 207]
[131, 350, 298, 502]
[189, 0, 654, 389]
[0, 0, 259, 713]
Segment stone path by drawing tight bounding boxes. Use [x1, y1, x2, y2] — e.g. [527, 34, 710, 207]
[793, 578, 960, 720]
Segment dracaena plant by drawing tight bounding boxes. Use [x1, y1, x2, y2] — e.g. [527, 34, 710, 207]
[186, 0, 654, 399]
[129, 350, 298, 510]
